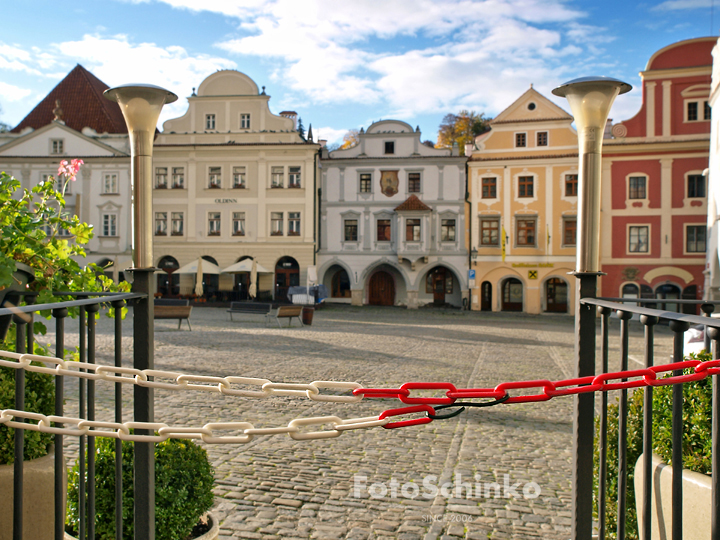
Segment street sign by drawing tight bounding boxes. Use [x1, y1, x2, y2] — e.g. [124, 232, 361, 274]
[468, 269, 476, 280]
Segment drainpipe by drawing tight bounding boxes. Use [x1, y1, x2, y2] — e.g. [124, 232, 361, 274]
[464, 153, 472, 311]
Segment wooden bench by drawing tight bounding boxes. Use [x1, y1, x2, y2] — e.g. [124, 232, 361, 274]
[266, 305, 304, 328]
[227, 301, 272, 322]
[154, 299, 192, 331]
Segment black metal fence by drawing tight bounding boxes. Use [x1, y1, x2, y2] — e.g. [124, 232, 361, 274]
[580, 297, 720, 540]
[2, 290, 146, 540]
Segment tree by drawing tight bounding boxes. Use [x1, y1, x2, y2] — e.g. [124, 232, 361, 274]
[436, 110, 490, 155]
[297, 117, 305, 140]
[339, 129, 360, 149]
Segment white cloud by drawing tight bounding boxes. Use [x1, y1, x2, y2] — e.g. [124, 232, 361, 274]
[0, 81, 33, 102]
[54, 34, 237, 122]
[313, 126, 347, 145]
[653, 0, 712, 10]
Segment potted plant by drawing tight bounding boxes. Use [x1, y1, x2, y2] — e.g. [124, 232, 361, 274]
[66, 436, 217, 540]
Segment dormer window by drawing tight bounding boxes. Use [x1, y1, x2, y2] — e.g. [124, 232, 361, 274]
[205, 114, 216, 130]
[384, 141, 395, 154]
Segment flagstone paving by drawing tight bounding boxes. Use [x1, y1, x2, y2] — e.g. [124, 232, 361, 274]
[51, 305, 676, 539]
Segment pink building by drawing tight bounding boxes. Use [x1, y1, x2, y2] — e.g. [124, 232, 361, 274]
[599, 37, 714, 312]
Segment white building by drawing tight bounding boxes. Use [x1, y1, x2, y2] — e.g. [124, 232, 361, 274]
[707, 37, 720, 300]
[152, 70, 319, 301]
[318, 120, 468, 308]
[0, 65, 132, 276]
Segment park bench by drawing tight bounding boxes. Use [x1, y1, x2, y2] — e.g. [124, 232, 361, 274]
[266, 305, 304, 328]
[154, 299, 192, 331]
[227, 301, 273, 322]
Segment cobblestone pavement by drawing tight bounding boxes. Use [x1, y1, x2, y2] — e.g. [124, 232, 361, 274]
[45, 305, 676, 539]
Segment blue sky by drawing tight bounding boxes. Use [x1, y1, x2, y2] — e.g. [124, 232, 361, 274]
[0, 0, 717, 144]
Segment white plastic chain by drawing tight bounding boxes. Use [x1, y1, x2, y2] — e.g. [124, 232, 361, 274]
[0, 409, 389, 443]
[0, 350, 391, 442]
[0, 350, 363, 402]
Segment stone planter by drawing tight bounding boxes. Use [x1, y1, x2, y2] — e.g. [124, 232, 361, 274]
[64, 512, 219, 540]
[634, 453, 711, 540]
[0, 262, 35, 340]
[0, 447, 66, 540]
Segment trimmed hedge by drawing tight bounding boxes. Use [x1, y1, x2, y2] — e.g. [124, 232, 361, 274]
[66, 436, 215, 540]
[594, 351, 713, 539]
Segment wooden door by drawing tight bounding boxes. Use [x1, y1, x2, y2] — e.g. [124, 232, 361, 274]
[545, 278, 567, 313]
[481, 281, 492, 311]
[502, 278, 523, 311]
[369, 271, 395, 306]
[432, 268, 446, 304]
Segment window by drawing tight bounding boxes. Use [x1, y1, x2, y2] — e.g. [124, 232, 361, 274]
[344, 219, 358, 241]
[271, 167, 284, 188]
[377, 219, 391, 241]
[233, 166, 246, 189]
[687, 225, 706, 253]
[565, 174, 578, 197]
[563, 219, 576, 246]
[384, 141, 395, 154]
[406, 218, 421, 241]
[518, 176, 534, 198]
[155, 167, 168, 189]
[537, 132, 548, 146]
[288, 166, 301, 188]
[515, 133, 526, 147]
[628, 225, 649, 253]
[205, 114, 215, 130]
[232, 212, 245, 236]
[51, 139, 64, 155]
[208, 167, 221, 189]
[359, 173, 372, 193]
[629, 176, 646, 199]
[208, 212, 221, 236]
[516, 218, 536, 246]
[102, 214, 117, 237]
[688, 174, 706, 198]
[288, 212, 301, 236]
[103, 173, 118, 194]
[482, 177, 497, 199]
[441, 219, 456, 242]
[480, 218, 499, 246]
[271, 212, 283, 236]
[171, 212, 184, 236]
[686, 100, 711, 122]
[172, 167, 185, 189]
[155, 212, 167, 236]
[408, 173, 421, 193]
[240, 114, 250, 129]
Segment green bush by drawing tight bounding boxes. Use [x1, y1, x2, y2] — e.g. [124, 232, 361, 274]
[0, 331, 55, 463]
[594, 351, 713, 539]
[66, 436, 215, 540]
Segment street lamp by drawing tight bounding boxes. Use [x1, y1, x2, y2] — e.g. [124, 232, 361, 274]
[103, 84, 177, 540]
[553, 76, 630, 540]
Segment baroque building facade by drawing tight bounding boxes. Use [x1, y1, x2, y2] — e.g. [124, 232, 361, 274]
[152, 70, 319, 300]
[318, 120, 467, 308]
[601, 37, 714, 312]
[0, 65, 132, 276]
[467, 87, 579, 314]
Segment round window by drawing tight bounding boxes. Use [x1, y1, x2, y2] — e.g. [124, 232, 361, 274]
[528, 102, 536, 111]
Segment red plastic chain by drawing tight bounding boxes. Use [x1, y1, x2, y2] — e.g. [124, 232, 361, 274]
[375, 358, 720, 423]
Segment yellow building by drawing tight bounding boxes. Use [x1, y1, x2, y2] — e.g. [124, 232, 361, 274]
[467, 87, 579, 314]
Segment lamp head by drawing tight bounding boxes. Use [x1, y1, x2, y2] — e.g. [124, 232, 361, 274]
[104, 84, 177, 155]
[553, 76, 631, 152]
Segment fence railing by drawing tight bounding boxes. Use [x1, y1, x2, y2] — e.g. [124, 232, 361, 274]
[1, 291, 145, 540]
[580, 297, 720, 540]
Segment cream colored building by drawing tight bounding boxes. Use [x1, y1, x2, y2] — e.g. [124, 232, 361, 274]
[467, 87, 579, 314]
[153, 70, 319, 300]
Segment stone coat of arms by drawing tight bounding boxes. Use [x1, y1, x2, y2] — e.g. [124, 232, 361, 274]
[380, 170, 399, 197]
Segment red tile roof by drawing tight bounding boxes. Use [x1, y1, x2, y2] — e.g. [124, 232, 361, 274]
[394, 195, 431, 212]
[11, 65, 127, 134]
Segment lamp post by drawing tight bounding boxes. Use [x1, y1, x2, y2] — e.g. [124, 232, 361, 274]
[552, 76, 630, 540]
[104, 84, 177, 540]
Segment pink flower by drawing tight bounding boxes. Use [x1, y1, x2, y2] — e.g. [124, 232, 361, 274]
[57, 159, 84, 181]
